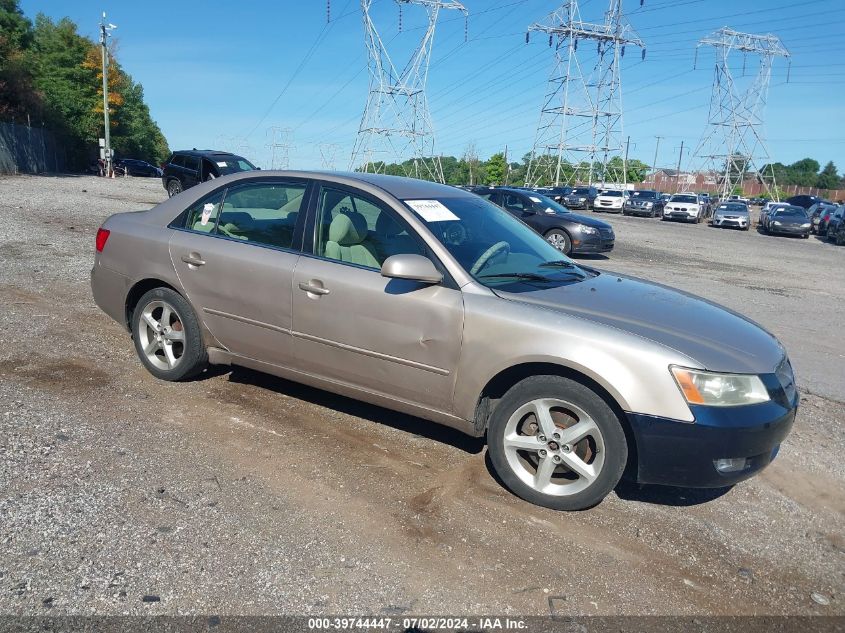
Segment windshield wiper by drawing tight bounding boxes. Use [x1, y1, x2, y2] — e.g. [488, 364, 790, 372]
[538, 260, 577, 269]
[479, 272, 555, 282]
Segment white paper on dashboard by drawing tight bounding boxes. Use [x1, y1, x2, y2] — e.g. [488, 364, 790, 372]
[404, 199, 460, 222]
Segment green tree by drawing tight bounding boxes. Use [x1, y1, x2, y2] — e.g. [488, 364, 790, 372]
[485, 152, 507, 185]
[816, 161, 839, 190]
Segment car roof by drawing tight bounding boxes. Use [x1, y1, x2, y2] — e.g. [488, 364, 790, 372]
[172, 149, 243, 158]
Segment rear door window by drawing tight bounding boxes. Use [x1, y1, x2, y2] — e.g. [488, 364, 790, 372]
[218, 182, 307, 249]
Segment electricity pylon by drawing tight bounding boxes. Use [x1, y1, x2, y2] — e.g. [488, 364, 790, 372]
[524, 0, 644, 188]
[265, 126, 293, 169]
[691, 27, 790, 201]
[319, 143, 342, 170]
[349, 0, 468, 182]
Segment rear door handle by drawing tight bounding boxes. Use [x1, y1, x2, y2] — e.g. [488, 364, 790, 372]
[181, 254, 206, 267]
[298, 282, 330, 296]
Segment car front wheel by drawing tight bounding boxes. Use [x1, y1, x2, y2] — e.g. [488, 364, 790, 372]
[167, 179, 183, 197]
[545, 229, 572, 255]
[487, 375, 628, 511]
[131, 287, 208, 381]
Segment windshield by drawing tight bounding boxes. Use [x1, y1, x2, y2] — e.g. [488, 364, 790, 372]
[599, 190, 623, 197]
[669, 195, 697, 203]
[527, 193, 571, 214]
[403, 196, 589, 288]
[774, 208, 808, 219]
[214, 156, 256, 174]
[717, 204, 748, 214]
[631, 191, 657, 199]
[570, 188, 592, 195]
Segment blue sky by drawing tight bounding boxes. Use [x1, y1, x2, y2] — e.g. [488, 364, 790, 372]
[22, 0, 845, 172]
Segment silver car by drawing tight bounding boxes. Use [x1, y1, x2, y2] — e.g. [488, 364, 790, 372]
[711, 202, 750, 230]
[91, 172, 797, 510]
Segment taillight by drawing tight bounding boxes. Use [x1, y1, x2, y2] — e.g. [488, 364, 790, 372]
[95, 228, 110, 252]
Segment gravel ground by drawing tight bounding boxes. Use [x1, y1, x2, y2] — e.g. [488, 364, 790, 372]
[0, 174, 842, 617]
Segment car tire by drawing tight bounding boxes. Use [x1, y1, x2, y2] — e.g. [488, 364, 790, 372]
[487, 375, 628, 511]
[545, 229, 572, 255]
[131, 287, 208, 382]
[167, 179, 183, 197]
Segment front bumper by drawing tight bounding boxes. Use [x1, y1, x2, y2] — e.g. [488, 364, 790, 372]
[770, 225, 810, 236]
[664, 210, 698, 221]
[572, 233, 614, 253]
[565, 199, 591, 209]
[627, 394, 796, 488]
[623, 203, 656, 215]
[595, 201, 623, 213]
[713, 216, 749, 229]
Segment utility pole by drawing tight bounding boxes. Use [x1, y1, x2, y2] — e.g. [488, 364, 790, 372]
[503, 145, 509, 186]
[691, 27, 789, 201]
[675, 140, 684, 192]
[524, 0, 645, 188]
[99, 12, 116, 178]
[623, 135, 630, 188]
[651, 135, 663, 186]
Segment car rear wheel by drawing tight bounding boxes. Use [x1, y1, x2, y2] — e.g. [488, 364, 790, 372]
[487, 375, 628, 511]
[167, 179, 183, 197]
[545, 229, 572, 255]
[131, 287, 207, 381]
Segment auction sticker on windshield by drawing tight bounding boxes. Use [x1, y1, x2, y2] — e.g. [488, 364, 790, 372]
[405, 199, 460, 222]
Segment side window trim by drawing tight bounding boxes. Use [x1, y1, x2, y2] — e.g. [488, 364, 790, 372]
[303, 181, 457, 288]
[187, 177, 312, 254]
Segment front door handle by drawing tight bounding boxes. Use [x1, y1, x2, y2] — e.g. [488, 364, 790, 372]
[181, 253, 206, 267]
[298, 282, 330, 296]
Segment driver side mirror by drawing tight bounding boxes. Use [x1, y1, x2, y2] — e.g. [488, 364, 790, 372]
[380, 254, 443, 284]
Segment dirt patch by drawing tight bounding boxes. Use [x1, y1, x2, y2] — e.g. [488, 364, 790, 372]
[1, 356, 113, 394]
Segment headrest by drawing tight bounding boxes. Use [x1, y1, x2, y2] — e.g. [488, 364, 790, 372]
[328, 211, 368, 246]
[375, 211, 403, 238]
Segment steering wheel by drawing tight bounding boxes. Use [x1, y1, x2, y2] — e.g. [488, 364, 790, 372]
[470, 241, 510, 275]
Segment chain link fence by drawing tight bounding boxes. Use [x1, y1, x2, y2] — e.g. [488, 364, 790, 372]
[0, 121, 66, 175]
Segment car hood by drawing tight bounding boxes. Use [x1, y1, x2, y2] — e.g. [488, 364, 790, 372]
[553, 212, 610, 229]
[495, 272, 784, 374]
[773, 217, 809, 226]
[667, 201, 698, 208]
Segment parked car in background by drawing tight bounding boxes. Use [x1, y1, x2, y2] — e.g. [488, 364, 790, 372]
[830, 214, 845, 245]
[808, 202, 839, 235]
[749, 197, 765, 206]
[663, 193, 702, 223]
[114, 158, 162, 178]
[823, 206, 845, 240]
[762, 206, 811, 238]
[711, 202, 751, 230]
[623, 190, 665, 217]
[532, 186, 572, 203]
[785, 194, 832, 210]
[698, 194, 714, 218]
[475, 187, 614, 255]
[563, 186, 599, 210]
[162, 150, 258, 197]
[759, 202, 790, 230]
[593, 189, 629, 213]
[659, 193, 671, 202]
[91, 170, 798, 511]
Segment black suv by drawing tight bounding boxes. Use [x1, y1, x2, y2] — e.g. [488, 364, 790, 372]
[623, 190, 665, 217]
[562, 186, 599, 210]
[475, 187, 614, 255]
[161, 150, 257, 197]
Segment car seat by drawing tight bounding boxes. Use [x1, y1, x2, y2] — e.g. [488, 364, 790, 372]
[324, 211, 379, 268]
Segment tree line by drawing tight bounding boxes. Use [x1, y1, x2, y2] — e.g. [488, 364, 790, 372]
[363, 148, 651, 187]
[0, 0, 168, 169]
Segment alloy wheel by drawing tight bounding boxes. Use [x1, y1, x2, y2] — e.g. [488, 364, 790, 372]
[136, 300, 185, 371]
[501, 398, 606, 496]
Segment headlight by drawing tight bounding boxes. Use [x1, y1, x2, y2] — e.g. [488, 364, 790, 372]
[801, 223, 811, 228]
[644, 202, 653, 207]
[579, 197, 586, 202]
[671, 366, 770, 407]
[773, 221, 782, 226]
[578, 224, 599, 235]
